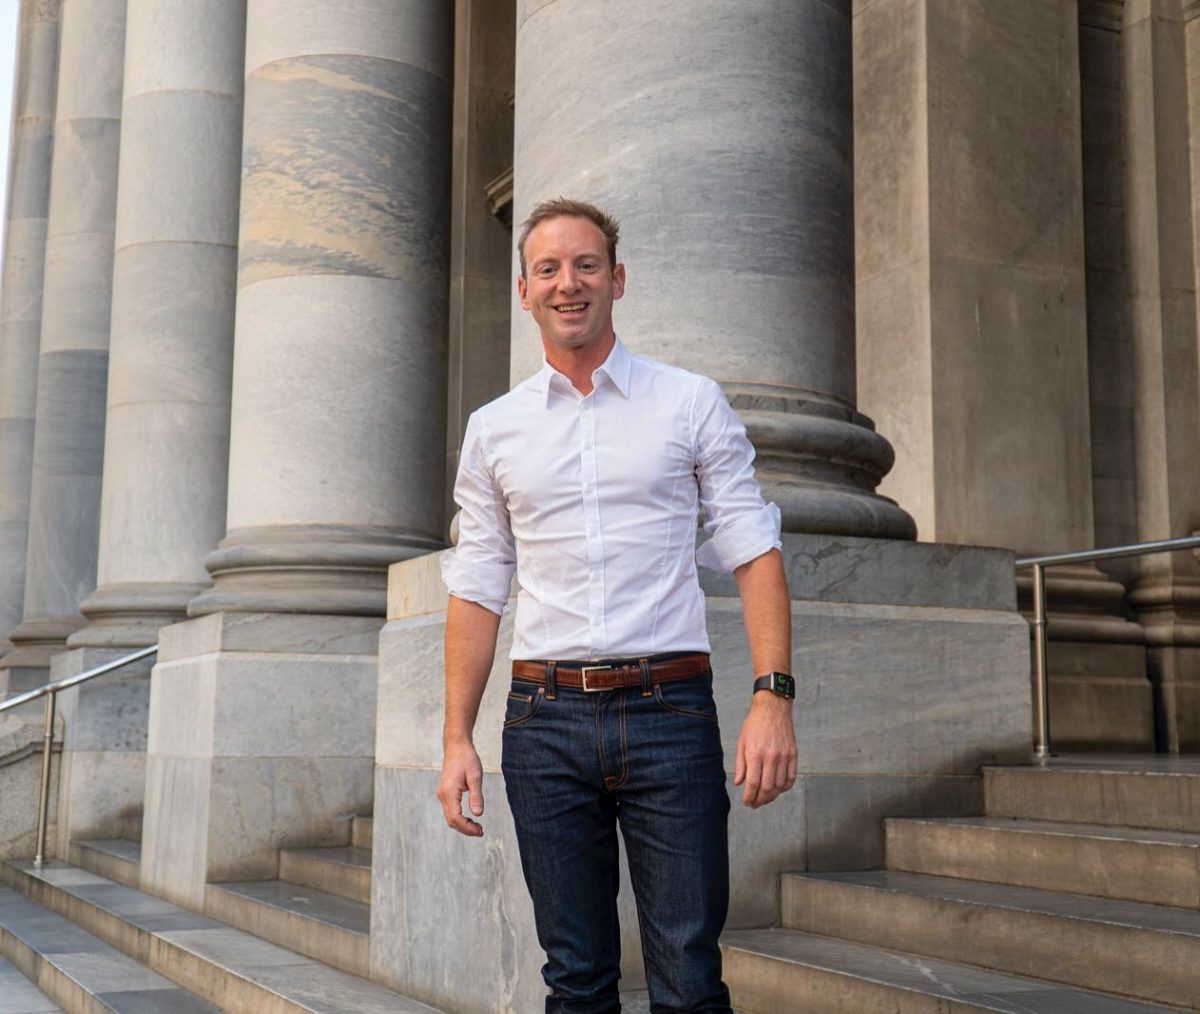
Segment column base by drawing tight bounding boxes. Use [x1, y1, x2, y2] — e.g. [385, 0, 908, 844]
[1130, 572, 1200, 752]
[188, 524, 445, 618]
[732, 388, 917, 541]
[49, 646, 154, 854]
[140, 611, 382, 908]
[2, 614, 85, 669]
[69, 580, 201, 648]
[370, 535, 1029, 1009]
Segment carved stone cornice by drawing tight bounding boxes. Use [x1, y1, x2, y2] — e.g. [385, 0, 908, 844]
[1185, 0, 1200, 23]
[1079, 0, 1124, 31]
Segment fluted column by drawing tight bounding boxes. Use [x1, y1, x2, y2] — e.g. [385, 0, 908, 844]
[1124, 0, 1200, 750]
[69, 0, 245, 648]
[3, 0, 126, 669]
[186, 0, 452, 618]
[0, 0, 60, 662]
[511, 0, 913, 540]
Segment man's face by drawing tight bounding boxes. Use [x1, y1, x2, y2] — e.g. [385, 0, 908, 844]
[518, 215, 625, 356]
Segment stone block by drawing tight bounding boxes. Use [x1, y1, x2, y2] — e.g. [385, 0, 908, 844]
[227, 276, 447, 533]
[54, 0, 125, 122]
[113, 90, 243, 249]
[245, 0, 453, 79]
[123, 0, 246, 100]
[142, 614, 381, 905]
[803, 773, 983, 871]
[44, 118, 122, 239]
[50, 647, 154, 847]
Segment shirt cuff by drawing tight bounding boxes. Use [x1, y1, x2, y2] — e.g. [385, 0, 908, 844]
[440, 551, 514, 616]
[696, 503, 782, 572]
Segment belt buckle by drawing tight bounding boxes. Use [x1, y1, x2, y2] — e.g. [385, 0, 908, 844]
[580, 664, 613, 692]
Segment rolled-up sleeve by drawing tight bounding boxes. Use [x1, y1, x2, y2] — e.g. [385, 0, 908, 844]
[692, 379, 782, 572]
[441, 412, 516, 613]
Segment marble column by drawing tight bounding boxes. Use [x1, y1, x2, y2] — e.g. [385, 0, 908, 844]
[510, 0, 913, 541]
[0, 0, 60, 666]
[140, 0, 454, 907]
[1123, 0, 1200, 751]
[186, 0, 452, 617]
[69, 0, 245, 648]
[1, 0, 126, 678]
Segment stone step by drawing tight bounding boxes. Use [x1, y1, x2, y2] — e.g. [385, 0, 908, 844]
[984, 758, 1200, 832]
[205, 879, 370, 978]
[351, 816, 372, 851]
[279, 846, 371, 905]
[0, 953, 63, 1013]
[886, 816, 1200, 907]
[782, 870, 1200, 1008]
[721, 927, 1183, 1013]
[0, 885, 215, 1013]
[0, 860, 438, 1012]
[68, 840, 141, 891]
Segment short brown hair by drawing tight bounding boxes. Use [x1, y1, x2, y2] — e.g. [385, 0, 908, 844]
[517, 198, 620, 278]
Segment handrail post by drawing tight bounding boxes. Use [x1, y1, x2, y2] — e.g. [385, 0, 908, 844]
[33, 690, 56, 867]
[1031, 563, 1051, 762]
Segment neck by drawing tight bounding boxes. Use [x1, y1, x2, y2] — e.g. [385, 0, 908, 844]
[543, 332, 616, 395]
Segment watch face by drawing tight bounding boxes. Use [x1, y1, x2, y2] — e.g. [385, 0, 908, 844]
[773, 672, 795, 698]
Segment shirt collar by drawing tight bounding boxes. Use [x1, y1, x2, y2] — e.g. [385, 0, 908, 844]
[538, 335, 632, 406]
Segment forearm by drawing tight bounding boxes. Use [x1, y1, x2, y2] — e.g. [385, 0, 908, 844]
[443, 594, 502, 747]
[733, 548, 791, 676]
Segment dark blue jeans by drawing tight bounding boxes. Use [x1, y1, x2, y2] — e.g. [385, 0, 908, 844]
[501, 667, 733, 1014]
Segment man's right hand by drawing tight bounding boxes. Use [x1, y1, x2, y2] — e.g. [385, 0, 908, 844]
[437, 740, 485, 837]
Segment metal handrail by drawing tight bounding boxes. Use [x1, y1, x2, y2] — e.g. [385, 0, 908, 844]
[1015, 534, 1200, 761]
[0, 644, 157, 866]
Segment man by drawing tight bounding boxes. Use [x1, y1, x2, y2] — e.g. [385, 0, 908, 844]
[438, 198, 797, 1013]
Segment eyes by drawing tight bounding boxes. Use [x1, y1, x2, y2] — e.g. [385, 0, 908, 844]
[534, 259, 601, 278]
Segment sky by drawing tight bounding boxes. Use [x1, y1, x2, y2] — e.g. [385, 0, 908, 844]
[0, 2, 19, 264]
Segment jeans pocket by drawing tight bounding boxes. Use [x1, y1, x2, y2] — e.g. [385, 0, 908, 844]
[653, 675, 719, 722]
[503, 685, 544, 728]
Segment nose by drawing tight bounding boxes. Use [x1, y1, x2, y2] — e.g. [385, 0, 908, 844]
[557, 265, 579, 291]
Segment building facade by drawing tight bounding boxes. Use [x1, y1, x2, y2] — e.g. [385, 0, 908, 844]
[0, 0, 1197, 1009]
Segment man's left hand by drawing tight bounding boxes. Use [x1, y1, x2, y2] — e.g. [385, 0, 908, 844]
[733, 692, 797, 808]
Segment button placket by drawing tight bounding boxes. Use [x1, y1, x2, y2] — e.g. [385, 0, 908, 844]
[580, 395, 606, 653]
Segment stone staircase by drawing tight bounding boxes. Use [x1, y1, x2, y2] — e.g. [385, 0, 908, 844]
[722, 757, 1200, 1013]
[0, 814, 440, 1013]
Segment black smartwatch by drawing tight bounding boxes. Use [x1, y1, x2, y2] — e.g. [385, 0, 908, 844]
[752, 671, 795, 699]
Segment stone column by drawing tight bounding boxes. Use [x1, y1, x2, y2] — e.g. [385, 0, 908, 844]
[509, 0, 913, 541]
[0, 0, 60, 666]
[1, 0, 126, 682]
[69, 0, 245, 649]
[47, 0, 246, 853]
[186, 0, 452, 618]
[140, 0, 454, 908]
[1124, 0, 1200, 751]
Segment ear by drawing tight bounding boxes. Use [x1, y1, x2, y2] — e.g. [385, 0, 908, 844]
[517, 273, 530, 311]
[612, 262, 626, 301]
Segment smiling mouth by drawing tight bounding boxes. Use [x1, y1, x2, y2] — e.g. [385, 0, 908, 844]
[554, 303, 588, 313]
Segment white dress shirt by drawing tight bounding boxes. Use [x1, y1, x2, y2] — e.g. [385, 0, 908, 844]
[442, 337, 781, 660]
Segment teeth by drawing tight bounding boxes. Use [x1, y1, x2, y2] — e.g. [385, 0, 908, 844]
[556, 303, 586, 312]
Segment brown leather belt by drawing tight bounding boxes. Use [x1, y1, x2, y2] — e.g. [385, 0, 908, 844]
[512, 653, 710, 692]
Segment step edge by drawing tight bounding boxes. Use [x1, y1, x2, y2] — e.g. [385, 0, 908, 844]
[784, 871, 1200, 937]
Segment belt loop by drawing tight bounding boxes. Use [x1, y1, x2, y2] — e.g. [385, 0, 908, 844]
[639, 657, 652, 697]
[545, 661, 558, 701]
